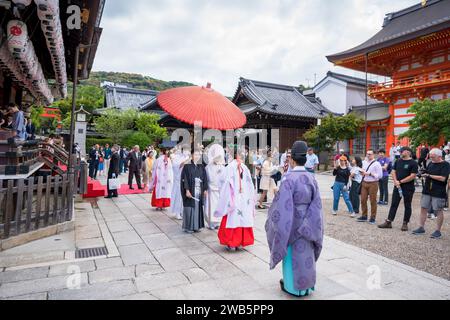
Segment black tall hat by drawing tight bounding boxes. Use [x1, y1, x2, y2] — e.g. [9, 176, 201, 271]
[292, 141, 308, 158]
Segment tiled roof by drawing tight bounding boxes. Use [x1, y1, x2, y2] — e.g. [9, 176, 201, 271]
[233, 78, 333, 119]
[327, 0, 450, 62]
[324, 72, 377, 87]
[104, 85, 159, 110]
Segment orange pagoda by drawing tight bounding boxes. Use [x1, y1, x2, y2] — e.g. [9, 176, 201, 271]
[327, 0, 450, 154]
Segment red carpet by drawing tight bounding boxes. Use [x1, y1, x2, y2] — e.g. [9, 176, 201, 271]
[83, 177, 149, 198]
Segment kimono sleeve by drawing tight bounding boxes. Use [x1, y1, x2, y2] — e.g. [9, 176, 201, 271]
[214, 178, 232, 219]
[265, 178, 294, 270]
[297, 179, 324, 261]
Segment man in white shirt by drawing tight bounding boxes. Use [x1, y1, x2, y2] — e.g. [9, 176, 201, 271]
[305, 148, 320, 173]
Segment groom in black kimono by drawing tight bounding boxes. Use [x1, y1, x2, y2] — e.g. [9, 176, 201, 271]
[181, 150, 209, 233]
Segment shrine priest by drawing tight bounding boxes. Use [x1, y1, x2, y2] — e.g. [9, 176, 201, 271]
[215, 145, 256, 251]
[181, 150, 209, 233]
[266, 141, 324, 297]
[150, 147, 174, 211]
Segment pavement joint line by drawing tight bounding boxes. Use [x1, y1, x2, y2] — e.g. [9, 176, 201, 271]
[92, 206, 120, 258]
[4, 256, 107, 272]
[326, 236, 450, 288]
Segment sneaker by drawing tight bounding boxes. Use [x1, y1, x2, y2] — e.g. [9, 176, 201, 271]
[430, 231, 442, 239]
[412, 227, 426, 235]
[332, 211, 338, 216]
[377, 201, 384, 205]
[378, 220, 392, 229]
[356, 216, 368, 222]
[369, 219, 376, 225]
[350, 212, 357, 218]
[430, 214, 437, 220]
[384, 202, 389, 206]
[401, 222, 409, 232]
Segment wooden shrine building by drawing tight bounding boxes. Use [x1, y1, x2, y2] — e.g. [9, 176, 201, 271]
[232, 78, 332, 152]
[327, 0, 450, 153]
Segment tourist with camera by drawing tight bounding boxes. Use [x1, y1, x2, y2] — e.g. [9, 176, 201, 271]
[378, 147, 418, 231]
[412, 148, 450, 239]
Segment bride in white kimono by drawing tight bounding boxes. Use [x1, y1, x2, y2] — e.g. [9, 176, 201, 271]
[205, 144, 226, 229]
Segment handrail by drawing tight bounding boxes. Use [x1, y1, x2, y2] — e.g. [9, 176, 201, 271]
[369, 69, 450, 93]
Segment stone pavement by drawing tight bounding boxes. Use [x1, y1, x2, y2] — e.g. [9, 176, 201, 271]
[1, 189, 449, 300]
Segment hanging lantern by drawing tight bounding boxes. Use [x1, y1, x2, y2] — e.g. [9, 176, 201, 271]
[7, 20, 54, 105]
[34, 0, 67, 99]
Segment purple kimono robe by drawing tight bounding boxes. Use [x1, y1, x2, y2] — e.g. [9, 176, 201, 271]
[265, 170, 324, 291]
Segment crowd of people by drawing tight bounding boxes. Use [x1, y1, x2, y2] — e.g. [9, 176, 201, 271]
[0, 103, 36, 140]
[331, 142, 450, 239]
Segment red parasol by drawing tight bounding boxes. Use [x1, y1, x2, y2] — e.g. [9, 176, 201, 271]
[157, 83, 247, 130]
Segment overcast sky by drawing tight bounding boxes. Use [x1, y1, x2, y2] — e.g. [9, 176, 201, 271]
[93, 0, 419, 96]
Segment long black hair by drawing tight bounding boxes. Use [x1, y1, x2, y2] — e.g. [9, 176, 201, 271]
[354, 156, 363, 168]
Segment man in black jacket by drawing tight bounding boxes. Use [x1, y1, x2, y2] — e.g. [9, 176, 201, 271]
[88, 145, 100, 179]
[126, 145, 143, 190]
[106, 145, 121, 198]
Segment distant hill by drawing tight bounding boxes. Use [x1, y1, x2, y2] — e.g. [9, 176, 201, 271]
[82, 71, 196, 91]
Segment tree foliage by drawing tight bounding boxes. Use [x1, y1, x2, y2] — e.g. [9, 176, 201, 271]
[52, 85, 104, 116]
[304, 114, 365, 151]
[30, 105, 44, 129]
[400, 98, 450, 149]
[94, 109, 167, 146]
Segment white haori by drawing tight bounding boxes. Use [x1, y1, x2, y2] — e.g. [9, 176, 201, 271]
[150, 156, 174, 199]
[214, 160, 256, 229]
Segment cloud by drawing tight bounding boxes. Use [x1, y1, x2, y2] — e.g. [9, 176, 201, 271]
[94, 0, 418, 96]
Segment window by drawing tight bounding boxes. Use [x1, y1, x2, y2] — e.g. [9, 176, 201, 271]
[431, 93, 444, 101]
[352, 132, 365, 155]
[394, 116, 415, 125]
[395, 99, 407, 105]
[430, 56, 445, 65]
[394, 127, 408, 136]
[394, 108, 410, 116]
[370, 129, 386, 152]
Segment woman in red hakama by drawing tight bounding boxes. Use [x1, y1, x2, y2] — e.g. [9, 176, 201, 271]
[150, 149, 173, 210]
[216, 151, 256, 251]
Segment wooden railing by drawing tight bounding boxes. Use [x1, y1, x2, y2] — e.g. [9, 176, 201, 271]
[0, 163, 88, 240]
[368, 68, 450, 96]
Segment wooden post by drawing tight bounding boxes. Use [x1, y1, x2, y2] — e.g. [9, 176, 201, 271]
[35, 176, 43, 230]
[15, 179, 25, 235]
[25, 177, 33, 232]
[68, 173, 75, 221]
[44, 177, 52, 226]
[52, 176, 60, 225]
[61, 175, 67, 223]
[4, 180, 14, 239]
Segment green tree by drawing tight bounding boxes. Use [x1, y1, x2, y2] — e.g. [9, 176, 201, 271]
[30, 105, 44, 130]
[304, 114, 365, 152]
[135, 113, 168, 144]
[121, 131, 152, 149]
[95, 109, 136, 144]
[53, 85, 104, 116]
[400, 98, 450, 149]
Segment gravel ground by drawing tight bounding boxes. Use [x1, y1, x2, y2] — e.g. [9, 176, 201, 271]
[320, 181, 450, 280]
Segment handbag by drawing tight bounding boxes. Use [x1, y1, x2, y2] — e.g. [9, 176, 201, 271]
[108, 174, 121, 190]
[358, 161, 375, 195]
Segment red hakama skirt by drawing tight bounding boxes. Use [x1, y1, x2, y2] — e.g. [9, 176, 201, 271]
[151, 189, 171, 208]
[218, 215, 254, 248]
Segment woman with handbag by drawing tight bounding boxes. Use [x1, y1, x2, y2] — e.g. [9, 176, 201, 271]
[332, 156, 355, 216]
[349, 157, 363, 218]
[106, 146, 121, 199]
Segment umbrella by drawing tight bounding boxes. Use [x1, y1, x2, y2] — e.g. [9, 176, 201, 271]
[157, 83, 247, 130]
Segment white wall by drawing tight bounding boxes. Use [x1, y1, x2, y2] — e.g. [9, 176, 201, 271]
[314, 80, 347, 115]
